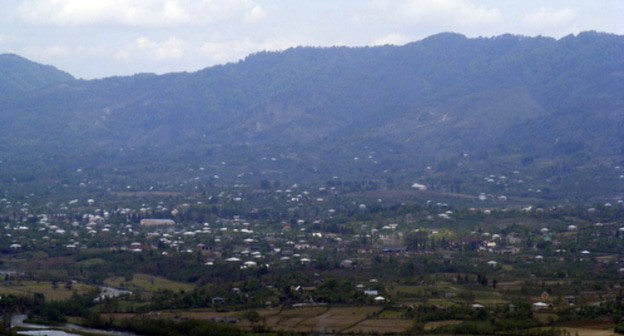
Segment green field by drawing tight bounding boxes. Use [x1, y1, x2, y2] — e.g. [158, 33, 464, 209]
[0, 281, 96, 301]
[139, 305, 415, 334]
[104, 273, 195, 293]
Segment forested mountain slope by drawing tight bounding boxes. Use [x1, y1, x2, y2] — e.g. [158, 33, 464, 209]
[0, 32, 622, 201]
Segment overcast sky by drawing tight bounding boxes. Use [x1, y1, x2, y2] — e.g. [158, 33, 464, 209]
[1, 0, 622, 79]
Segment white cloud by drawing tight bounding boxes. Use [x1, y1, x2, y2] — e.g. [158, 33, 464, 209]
[16, 0, 263, 27]
[44, 45, 70, 57]
[114, 50, 131, 61]
[162, 0, 190, 23]
[136, 36, 187, 60]
[370, 0, 391, 10]
[523, 7, 577, 30]
[200, 37, 307, 64]
[200, 40, 253, 63]
[400, 0, 500, 25]
[372, 33, 410, 46]
[244, 5, 266, 23]
[18, 0, 170, 26]
[22, 45, 70, 59]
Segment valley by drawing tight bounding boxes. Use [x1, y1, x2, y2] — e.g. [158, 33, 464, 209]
[0, 31, 623, 335]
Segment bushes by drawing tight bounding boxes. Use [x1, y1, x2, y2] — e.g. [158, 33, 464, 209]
[27, 291, 98, 325]
[26, 304, 67, 325]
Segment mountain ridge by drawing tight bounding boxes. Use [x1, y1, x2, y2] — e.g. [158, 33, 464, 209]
[0, 32, 623, 201]
[0, 53, 75, 99]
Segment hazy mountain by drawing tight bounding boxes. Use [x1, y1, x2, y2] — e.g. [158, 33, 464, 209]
[0, 53, 75, 99]
[0, 32, 623, 201]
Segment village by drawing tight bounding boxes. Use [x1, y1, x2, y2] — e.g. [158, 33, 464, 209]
[0, 179, 623, 335]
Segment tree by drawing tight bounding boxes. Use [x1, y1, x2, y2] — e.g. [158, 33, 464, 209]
[259, 180, 271, 190]
[477, 274, 488, 287]
[243, 310, 261, 323]
[405, 230, 429, 251]
[33, 293, 45, 306]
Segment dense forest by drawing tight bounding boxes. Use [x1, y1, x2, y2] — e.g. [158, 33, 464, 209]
[0, 32, 623, 202]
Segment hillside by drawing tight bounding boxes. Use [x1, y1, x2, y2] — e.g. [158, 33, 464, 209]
[0, 53, 75, 98]
[0, 32, 622, 202]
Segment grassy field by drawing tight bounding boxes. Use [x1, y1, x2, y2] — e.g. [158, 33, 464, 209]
[343, 318, 414, 334]
[133, 305, 413, 334]
[158, 310, 243, 321]
[427, 298, 460, 307]
[471, 289, 508, 305]
[393, 283, 509, 306]
[104, 273, 195, 293]
[377, 309, 405, 319]
[286, 306, 381, 333]
[76, 258, 108, 267]
[264, 306, 329, 330]
[263, 306, 412, 333]
[424, 319, 463, 331]
[562, 328, 617, 336]
[98, 307, 621, 335]
[395, 285, 424, 295]
[560, 322, 618, 336]
[0, 281, 96, 301]
[533, 312, 559, 324]
[496, 280, 523, 291]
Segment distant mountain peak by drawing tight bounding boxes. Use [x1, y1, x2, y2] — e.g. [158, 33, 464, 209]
[0, 53, 75, 97]
[418, 32, 467, 44]
[0, 53, 28, 60]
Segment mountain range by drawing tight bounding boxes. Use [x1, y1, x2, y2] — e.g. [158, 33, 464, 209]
[0, 32, 623, 202]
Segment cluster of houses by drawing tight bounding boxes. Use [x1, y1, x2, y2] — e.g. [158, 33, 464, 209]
[0, 187, 623, 312]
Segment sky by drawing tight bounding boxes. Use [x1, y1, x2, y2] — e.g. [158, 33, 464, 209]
[0, 0, 622, 79]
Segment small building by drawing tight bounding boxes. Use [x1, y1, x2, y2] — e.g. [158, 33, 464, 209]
[382, 246, 407, 253]
[212, 297, 226, 305]
[532, 302, 551, 311]
[140, 219, 175, 227]
[565, 296, 576, 305]
[506, 234, 522, 246]
[243, 261, 258, 268]
[340, 259, 354, 268]
[374, 296, 386, 303]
